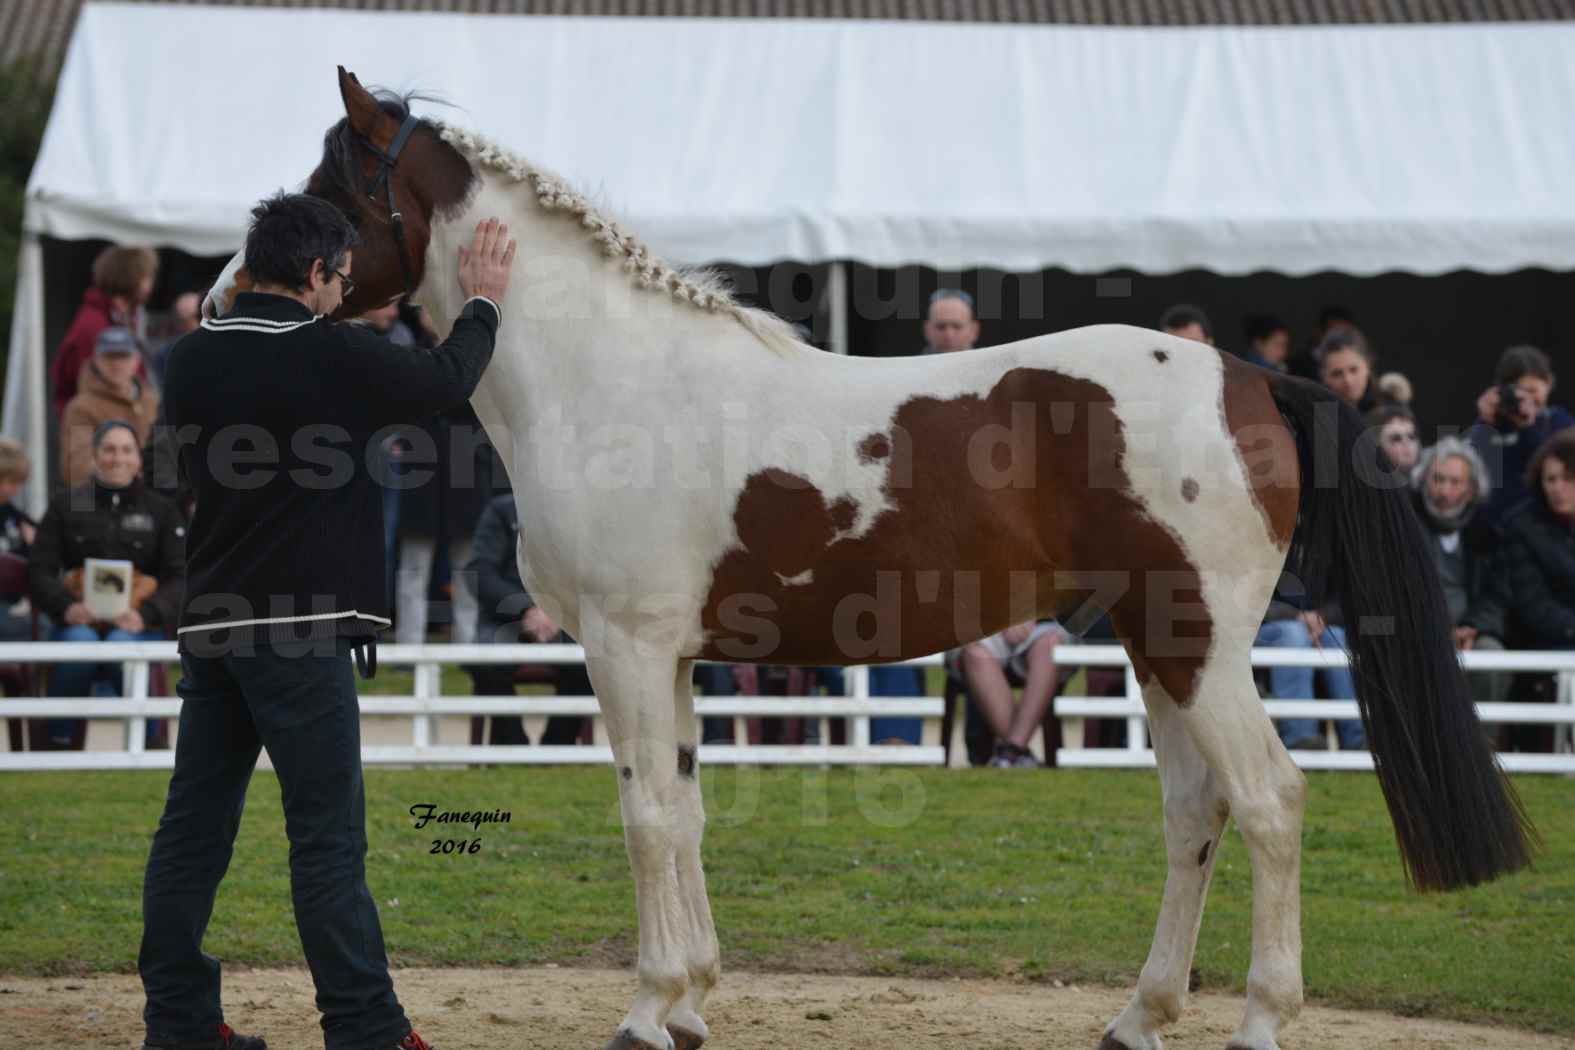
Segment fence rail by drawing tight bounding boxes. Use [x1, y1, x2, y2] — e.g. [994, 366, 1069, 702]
[1, 642, 1571, 773]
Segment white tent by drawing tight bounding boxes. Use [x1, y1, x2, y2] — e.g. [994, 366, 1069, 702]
[9, 3, 1575, 513]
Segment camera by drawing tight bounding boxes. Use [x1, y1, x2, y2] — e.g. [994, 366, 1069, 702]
[1493, 383, 1526, 432]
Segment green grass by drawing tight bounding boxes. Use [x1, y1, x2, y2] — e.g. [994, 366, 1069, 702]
[0, 768, 1569, 1031]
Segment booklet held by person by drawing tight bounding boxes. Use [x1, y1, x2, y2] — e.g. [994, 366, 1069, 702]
[82, 558, 133, 620]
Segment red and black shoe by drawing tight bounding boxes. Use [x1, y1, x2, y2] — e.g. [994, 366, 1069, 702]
[386, 1031, 435, 1050]
[143, 1022, 266, 1050]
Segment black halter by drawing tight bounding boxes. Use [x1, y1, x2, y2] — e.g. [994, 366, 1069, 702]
[357, 113, 421, 302]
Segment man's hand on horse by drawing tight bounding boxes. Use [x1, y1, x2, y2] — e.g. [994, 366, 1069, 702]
[458, 217, 518, 305]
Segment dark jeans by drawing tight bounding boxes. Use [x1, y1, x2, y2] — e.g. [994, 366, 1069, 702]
[140, 638, 409, 1050]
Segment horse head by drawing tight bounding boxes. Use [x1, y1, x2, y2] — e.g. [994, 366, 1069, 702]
[206, 68, 474, 319]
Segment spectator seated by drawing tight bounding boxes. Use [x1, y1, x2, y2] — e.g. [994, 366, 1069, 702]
[27, 422, 183, 750]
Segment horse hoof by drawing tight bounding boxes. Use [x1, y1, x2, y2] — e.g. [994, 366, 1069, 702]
[602, 1030, 669, 1050]
[1098, 1034, 1155, 1050]
[667, 1026, 705, 1050]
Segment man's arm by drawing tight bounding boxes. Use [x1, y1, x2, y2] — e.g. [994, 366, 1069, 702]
[337, 301, 500, 426]
[337, 218, 517, 428]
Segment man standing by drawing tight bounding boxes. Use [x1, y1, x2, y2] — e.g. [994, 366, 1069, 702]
[1158, 303, 1214, 345]
[920, 288, 980, 354]
[140, 193, 516, 1050]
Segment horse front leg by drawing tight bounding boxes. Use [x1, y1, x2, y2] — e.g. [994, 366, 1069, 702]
[589, 642, 689, 1050]
[662, 659, 719, 1050]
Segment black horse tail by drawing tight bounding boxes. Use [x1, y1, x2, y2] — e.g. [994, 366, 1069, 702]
[1266, 371, 1535, 891]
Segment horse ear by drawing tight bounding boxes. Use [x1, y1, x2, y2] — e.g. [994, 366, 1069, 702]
[337, 65, 382, 136]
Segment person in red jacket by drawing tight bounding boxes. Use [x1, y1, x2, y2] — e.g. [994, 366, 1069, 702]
[50, 244, 158, 416]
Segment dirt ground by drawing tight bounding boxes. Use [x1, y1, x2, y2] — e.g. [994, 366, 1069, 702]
[3, 966, 1571, 1050]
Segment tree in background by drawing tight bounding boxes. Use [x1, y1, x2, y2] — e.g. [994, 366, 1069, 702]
[0, 58, 56, 393]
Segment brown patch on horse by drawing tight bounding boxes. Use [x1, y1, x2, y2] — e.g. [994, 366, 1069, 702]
[1219, 353, 1300, 550]
[677, 745, 696, 778]
[857, 432, 890, 462]
[1181, 477, 1200, 502]
[304, 69, 477, 315]
[698, 367, 1212, 703]
[1198, 840, 1211, 866]
[829, 496, 858, 532]
[667, 1026, 705, 1050]
[1152, 349, 1170, 363]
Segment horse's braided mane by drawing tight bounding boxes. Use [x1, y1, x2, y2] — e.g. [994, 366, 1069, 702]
[434, 122, 804, 356]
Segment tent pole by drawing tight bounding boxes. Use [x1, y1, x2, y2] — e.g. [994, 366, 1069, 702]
[828, 261, 849, 356]
[1, 235, 49, 517]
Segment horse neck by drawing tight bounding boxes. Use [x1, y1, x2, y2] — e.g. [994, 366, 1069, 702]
[427, 170, 764, 420]
[422, 170, 781, 490]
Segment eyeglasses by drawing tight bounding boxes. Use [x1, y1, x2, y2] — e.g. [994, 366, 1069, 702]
[333, 269, 355, 298]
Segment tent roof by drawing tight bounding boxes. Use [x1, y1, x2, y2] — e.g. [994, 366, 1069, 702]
[24, 2, 1575, 274]
[11, 0, 1575, 77]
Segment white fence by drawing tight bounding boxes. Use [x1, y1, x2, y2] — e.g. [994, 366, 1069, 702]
[1, 642, 1571, 773]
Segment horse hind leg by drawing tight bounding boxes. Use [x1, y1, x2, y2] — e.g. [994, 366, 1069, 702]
[1140, 650, 1306, 1050]
[1099, 675, 1230, 1050]
[664, 658, 719, 1050]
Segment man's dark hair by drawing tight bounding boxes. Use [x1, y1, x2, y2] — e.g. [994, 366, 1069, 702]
[1494, 344, 1554, 386]
[1317, 304, 1357, 331]
[1158, 303, 1212, 340]
[244, 193, 359, 292]
[1243, 313, 1287, 345]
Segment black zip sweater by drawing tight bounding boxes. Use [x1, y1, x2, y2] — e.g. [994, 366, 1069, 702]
[164, 291, 499, 654]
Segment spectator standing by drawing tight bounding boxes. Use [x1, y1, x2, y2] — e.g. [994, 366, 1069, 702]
[27, 422, 184, 749]
[51, 245, 158, 416]
[1465, 345, 1574, 532]
[1159, 303, 1213, 345]
[920, 289, 980, 355]
[873, 288, 989, 742]
[1286, 304, 1357, 381]
[60, 327, 161, 487]
[148, 291, 202, 390]
[1315, 328, 1412, 417]
[1241, 314, 1289, 371]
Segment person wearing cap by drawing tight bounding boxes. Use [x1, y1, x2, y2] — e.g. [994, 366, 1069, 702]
[60, 325, 161, 487]
[28, 419, 186, 749]
[51, 244, 159, 417]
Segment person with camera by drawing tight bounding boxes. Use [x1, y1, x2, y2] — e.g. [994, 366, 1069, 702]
[1467, 345, 1574, 532]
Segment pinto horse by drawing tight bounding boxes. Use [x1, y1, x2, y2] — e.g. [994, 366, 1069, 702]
[206, 70, 1533, 1050]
